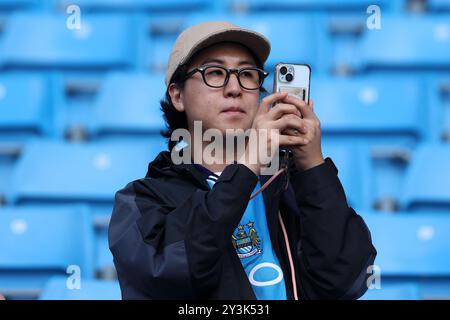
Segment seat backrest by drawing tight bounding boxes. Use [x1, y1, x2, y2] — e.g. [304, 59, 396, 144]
[0, 206, 94, 275]
[362, 211, 450, 276]
[1, 13, 135, 69]
[10, 138, 166, 204]
[360, 15, 450, 69]
[313, 75, 424, 138]
[321, 140, 371, 211]
[400, 143, 450, 211]
[0, 73, 49, 135]
[91, 72, 166, 136]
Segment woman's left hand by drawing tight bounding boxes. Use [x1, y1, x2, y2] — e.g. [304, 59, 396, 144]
[279, 94, 324, 171]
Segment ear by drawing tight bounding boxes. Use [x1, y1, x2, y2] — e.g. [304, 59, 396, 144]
[168, 83, 185, 112]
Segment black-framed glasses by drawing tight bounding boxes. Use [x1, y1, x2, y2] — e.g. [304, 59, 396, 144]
[185, 65, 269, 90]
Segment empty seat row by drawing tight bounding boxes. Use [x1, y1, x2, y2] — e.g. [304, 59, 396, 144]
[0, 13, 136, 70]
[2, 205, 450, 299]
[1, 72, 448, 143]
[0, 138, 448, 213]
[1, 13, 450, 72]
[7, 138, 166, 205]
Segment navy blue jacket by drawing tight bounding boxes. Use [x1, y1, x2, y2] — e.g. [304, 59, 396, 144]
[108, 151, 377, 299]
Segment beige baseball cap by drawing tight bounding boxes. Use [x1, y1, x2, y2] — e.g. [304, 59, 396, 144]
[165, 21, 271, 86]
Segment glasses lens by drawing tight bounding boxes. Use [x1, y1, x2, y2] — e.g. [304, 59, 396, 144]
[203, 66, 227, 87]
[239, 68, 263, 90]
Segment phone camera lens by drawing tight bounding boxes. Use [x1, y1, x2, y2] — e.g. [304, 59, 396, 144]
[280, 66, 287, 75]
[286, 73, 293, 82]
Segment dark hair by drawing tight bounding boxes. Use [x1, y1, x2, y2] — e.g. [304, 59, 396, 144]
[160, 64, 189, 151]
[160, 48, 267, 150]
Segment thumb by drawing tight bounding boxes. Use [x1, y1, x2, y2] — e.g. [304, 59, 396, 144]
[259, 91, 288, 114]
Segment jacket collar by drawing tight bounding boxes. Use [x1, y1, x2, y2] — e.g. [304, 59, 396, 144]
[146, 149, 287, 222]
[145, 151, 210, 190]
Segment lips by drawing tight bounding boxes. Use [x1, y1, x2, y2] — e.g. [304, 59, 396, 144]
[221, 106, 245, 114]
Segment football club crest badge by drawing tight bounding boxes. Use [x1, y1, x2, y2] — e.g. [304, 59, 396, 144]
[232, 221, 262, 259]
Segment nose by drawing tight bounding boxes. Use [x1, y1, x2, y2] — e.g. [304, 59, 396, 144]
[223, 72, 242, 98]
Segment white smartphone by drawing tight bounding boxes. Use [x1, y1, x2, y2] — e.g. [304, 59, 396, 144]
[273, 63, 311, 103]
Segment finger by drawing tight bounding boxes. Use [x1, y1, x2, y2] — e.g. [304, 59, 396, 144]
[272, 114, 305, 132]
[281, 95, 315, 119]
[279, 134, 309, 146]
[267, 103, 302, 120]
[282, 126, 308, 136]
[309, 98, 314, 111]
[259, 91, 288, 114]
[283, 128, 301, 138]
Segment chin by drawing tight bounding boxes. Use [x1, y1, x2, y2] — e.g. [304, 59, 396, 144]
[220, 121, 252, 133]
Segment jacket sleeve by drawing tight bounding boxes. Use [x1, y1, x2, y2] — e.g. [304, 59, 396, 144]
[108, 163, 258, 299]
[289, 157, 377, 300]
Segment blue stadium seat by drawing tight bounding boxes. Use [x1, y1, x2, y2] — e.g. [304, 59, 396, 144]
[360, 15, 450, 70]
[46, 71, 108, 140]
[0, 13, 136, 69]
[312, 75, 425, 139]
[9, 138, 167, 204]
[60, 0, 210, 12]
[313, 75, 423, 212]
[184, 13, 319, 69]
[324, 14, 369, 74]
[90, 72, 166, 137]
[321, 140, 371, 211]
[0, 73, 50, 136]
[39, 276, 120, 300]
[399, 143, 450, 211]
[0, 206, 95, 298]
[362, 211, 450, 277]
[146, 35, 177, 72]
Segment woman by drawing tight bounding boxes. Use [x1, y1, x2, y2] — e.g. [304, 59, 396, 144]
[108, 21, 377, 300]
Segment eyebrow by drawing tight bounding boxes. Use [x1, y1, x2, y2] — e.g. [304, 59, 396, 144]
[200, 58, 256, 67]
